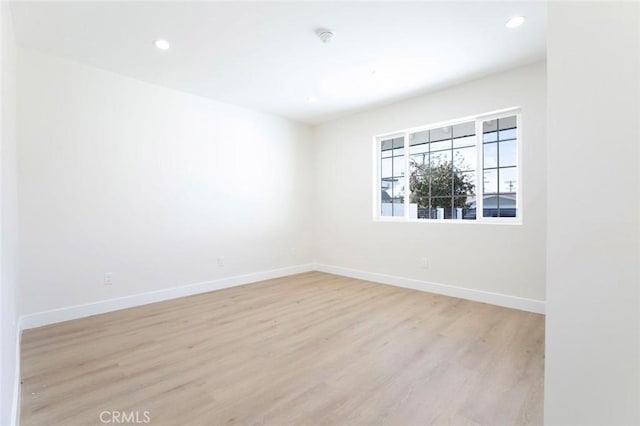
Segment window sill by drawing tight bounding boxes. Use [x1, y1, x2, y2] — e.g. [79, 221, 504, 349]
[373, 217, 523, 225]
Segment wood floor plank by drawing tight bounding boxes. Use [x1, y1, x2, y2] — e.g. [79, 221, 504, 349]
[20, 271, 544, 425]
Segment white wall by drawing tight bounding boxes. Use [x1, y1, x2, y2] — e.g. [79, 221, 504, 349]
[17, 48, 313, 316]
[312, 62, 546, 301]
[545, 2, 639, 425]
[0, 3, 18, 425]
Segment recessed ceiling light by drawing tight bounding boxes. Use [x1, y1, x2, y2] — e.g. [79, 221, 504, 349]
[505, 16, 525, 29]
[307, 96, 318, 103]
[154, 39, 170, 50]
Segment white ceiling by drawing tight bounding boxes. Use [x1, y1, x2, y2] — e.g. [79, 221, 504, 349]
[10, 1, 546, 125]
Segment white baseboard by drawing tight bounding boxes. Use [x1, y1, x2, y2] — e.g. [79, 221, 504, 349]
[20, 264, 314, 330]
[313, 263, 545, 314]
[19, 261, 544, 332]
[10, 320, 21, 426]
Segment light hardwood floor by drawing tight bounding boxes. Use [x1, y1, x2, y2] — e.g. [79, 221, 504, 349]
[20, 272, 544, 425]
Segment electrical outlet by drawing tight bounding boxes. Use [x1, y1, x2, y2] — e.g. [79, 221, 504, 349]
[217, 257, 225, 267]
[104, 272, 113, 285]
[421, 257, 429, 269]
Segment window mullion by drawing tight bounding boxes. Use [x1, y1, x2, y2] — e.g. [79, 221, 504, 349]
[476, 119, 484, 220]
[404, 133, 410, 219]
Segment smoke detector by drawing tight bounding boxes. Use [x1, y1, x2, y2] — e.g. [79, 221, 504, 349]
[317, 29, 335, 43]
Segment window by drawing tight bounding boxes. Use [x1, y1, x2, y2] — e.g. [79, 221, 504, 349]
[376, 110, 520, 222]
[380, 137, 405, 217]
[482, 116, 518, 218]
